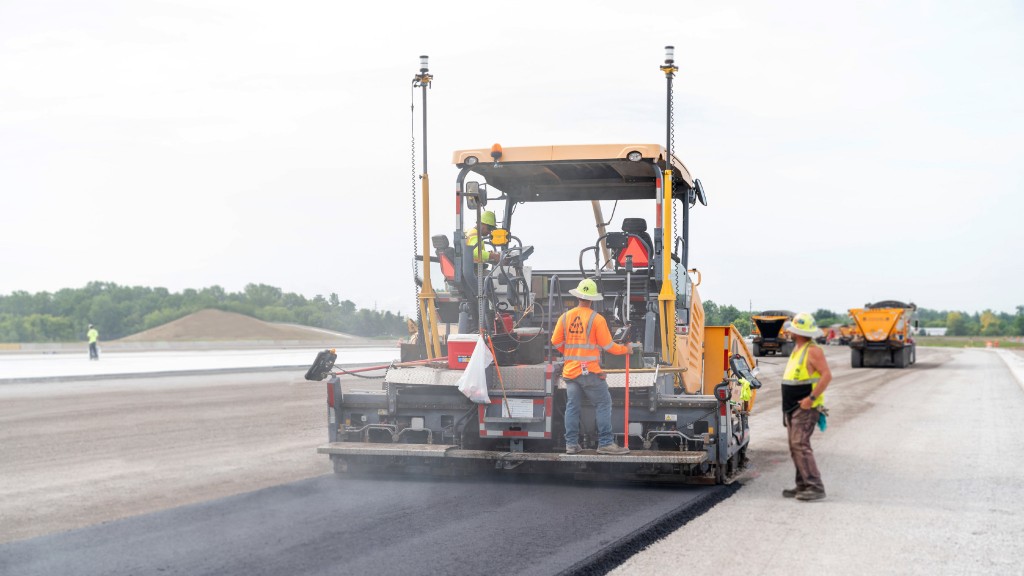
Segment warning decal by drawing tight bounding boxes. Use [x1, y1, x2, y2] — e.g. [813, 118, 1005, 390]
[569, 315, 584, 335]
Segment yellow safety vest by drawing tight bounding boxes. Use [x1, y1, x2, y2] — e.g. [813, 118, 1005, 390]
[782, 341, 824, 408]
[465, 227, 491, 264]
[87, 328, 99, 344]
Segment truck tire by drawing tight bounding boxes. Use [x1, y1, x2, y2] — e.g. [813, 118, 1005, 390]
[851, 348, 863, 368]
[910, 344, 917, 365]
[894, 347, 908, 368]
[752, 343, 761, 357]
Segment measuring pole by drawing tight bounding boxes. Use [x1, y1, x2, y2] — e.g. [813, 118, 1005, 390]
[414, 56, 442, 359]
[657, 46, 679, 367]
[624, 255, 633, 443]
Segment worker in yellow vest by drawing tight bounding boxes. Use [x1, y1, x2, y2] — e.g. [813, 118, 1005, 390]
[551, 279, 637, 455]
[87, 324, 100, 361]
[781, 312, 832, 501]
[465, 211, 501, 264]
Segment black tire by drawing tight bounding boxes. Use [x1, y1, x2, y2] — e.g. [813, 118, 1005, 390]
[752, 343, 761, 357]
[910, 344, 917, 365]
[894, 347, 908, 369]
[851, 348, 863, 368]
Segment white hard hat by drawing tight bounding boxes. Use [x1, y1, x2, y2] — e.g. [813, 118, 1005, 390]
[786, 313, 823, 338]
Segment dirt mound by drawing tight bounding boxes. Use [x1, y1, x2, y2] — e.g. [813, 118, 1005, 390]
[119, 309, 357, 342]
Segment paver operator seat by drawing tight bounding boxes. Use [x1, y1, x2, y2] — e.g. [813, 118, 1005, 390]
[617, 217, 653, 269]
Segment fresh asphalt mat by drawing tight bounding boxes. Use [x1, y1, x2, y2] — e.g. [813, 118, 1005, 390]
[0, 473, 737, 576]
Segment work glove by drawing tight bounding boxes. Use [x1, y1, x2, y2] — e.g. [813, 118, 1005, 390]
[738, 378, 753, 402]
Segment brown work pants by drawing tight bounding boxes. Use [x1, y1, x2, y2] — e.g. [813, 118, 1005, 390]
[786, 408, 824, 492]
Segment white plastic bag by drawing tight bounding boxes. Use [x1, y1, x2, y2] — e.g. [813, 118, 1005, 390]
[456, 335, 492, 404]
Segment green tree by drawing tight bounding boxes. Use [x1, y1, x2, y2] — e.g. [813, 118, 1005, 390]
[702, 300, 722, 325]
[258, 306, 294, 323]
[732, 316, 753, 336]
[813, 309, 837, 322]
[142, 308, 190, 330]
[701, 300, 753, 334]
[244, 283, 283, 308]
[946, 312, 967, 336]
[813, 308, 850, 328]
[0, 282, 408, 342]
[980, 310, 1003, 337]
[88, 294, 121, 337]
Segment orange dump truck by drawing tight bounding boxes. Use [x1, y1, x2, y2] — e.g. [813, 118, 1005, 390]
[750, 310, 795, 357]
[823, 324, 853, 345]
[848, 300, 918, 368]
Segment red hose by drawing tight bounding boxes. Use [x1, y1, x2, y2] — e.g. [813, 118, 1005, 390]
[624, 347, 630, 447]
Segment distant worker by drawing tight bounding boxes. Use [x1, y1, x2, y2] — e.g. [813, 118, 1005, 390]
[87, 324, 99, 361]
[551, 279, 636, 455]
[465, 210, 501, 264]
[781, 312, 832, 501]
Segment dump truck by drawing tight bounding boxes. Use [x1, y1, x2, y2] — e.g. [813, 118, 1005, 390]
[305, 50, 760, 484]
[823, 324, 853, 345]
[848, 300, 918, 368]
[750, 310, 795, 357]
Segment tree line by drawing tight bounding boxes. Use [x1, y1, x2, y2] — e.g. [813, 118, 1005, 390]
[702, 301, 1024, 338]
[0, 282, 407, 343]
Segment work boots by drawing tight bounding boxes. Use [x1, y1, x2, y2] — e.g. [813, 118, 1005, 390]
[795, 488, 826, 502]
[597, 444, 630, 455]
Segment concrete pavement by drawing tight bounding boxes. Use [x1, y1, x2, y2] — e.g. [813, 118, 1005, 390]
[613, 347, 1024, 575]
[0, 346, 399, 383]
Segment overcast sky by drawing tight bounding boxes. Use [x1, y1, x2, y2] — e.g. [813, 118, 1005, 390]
[2, 1, 1022, 317]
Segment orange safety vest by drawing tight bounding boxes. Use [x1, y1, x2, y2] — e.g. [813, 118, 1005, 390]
[551, 306, 628, 379]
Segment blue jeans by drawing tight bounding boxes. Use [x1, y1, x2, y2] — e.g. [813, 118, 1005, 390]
[564, 373, 613, 448]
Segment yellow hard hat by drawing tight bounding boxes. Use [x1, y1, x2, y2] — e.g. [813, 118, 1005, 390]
[786, 312, 823, 338]
[481, 211, 496, 227]
[569, 278, 603, 301]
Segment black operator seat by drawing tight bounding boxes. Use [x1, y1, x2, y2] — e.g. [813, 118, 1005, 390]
[617, 217, 653, 269]
[431, 234, 456, 283]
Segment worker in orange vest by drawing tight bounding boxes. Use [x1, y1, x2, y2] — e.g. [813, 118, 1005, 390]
[551, 279, 636, 455]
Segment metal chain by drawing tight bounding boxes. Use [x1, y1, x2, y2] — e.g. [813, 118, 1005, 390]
[410, 85, 420, 325]
[670, 77, 681, 295]
[335, 368, 387, 380]
[332, 359, 397, 380]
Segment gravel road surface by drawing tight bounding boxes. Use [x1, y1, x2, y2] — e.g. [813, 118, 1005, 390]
[0, 370, 334, 544]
